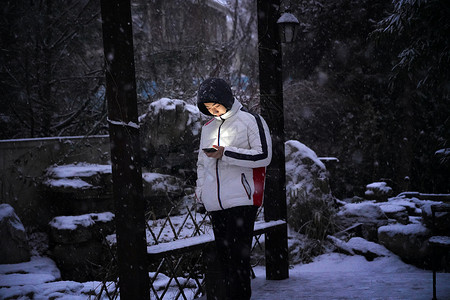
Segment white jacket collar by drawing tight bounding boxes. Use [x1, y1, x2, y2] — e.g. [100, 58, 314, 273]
[215, 99, 242, 120]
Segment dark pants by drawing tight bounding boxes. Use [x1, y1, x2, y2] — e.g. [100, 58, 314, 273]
[209, 205, 258, 300]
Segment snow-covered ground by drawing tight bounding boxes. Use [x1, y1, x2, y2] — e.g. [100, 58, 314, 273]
[252, 252, 450, 299]
[2, 149, 449, 299]
[2, 191, 450, 299]
[1, 237, 450, 299]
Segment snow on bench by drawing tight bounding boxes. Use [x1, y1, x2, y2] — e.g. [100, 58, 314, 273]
[147, 219, 286, 259]
[253, 219, 286, 235]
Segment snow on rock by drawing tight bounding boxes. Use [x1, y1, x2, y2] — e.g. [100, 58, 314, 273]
[284, 140, 334, 233]
[328, 236, 392, 261]
[44, 178, 93, 189]
[142, 172, 186, 218]
[145, 98, 201, 128]
[49, 212, 114, 231]
[345, 237, 391, 257]
[377, 203, 406, 214]
[41, 163, 114, 217]
[376, 203, 409, 224]
[42, 163, 112, 193]
[378, 221, 431, 266]
[0, 204, 25, 232]
[385, 197, 421, 215]
[143, 172, 184, 194]
[48, 212, 116, 281]
[45, 163, 112, 179]
[366, 182, 391, 193]
[139, 98, 204, 177]
[365, 181, 393, 201]
[0, 204, 30, 264]
[337, 202, 385, 220]
[285, 140, 326, 198]
[335, 201, 389, 242]
[143, 97, 203, 136]
[327, 235, 356, 255]
[378, 222, 429, 237]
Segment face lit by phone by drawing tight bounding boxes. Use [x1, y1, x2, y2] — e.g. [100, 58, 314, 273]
[204, 102, 227, 117]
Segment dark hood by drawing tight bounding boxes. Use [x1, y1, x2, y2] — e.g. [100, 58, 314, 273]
[197, 78, 234, 116]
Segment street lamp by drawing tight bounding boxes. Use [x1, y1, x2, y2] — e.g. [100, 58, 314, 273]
[277, 10, 300, 43]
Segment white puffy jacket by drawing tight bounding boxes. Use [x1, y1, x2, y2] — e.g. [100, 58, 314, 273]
[196, 100, 272, 212]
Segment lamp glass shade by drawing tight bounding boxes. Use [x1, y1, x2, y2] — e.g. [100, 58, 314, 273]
[277, 12, 300, 43]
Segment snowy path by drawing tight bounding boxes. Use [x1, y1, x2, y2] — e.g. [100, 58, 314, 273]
[252, 268, 450, 300]
[250, 252, 450, 300]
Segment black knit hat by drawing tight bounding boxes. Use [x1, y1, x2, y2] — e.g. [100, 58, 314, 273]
[197, 78, 234, 116]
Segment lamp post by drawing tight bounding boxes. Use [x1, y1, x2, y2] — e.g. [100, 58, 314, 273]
[100, 0, 150, 298]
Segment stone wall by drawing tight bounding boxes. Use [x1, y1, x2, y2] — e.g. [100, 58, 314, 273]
[0, 135, 110, 228]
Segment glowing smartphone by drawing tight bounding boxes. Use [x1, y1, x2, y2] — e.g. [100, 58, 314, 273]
[202, 147, 218, 153]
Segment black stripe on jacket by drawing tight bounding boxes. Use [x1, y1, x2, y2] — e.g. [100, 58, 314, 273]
[224, 111, 268, 162]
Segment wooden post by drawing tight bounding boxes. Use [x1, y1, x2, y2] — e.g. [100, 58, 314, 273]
[257, 0, 289, 280]
[100, 0, 150, 298]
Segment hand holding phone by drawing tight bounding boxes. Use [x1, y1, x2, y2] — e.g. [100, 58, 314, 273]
[202, 147, 218, 153]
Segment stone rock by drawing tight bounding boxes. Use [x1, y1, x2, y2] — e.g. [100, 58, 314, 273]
[385, 197, 422, 216]
[45, 163, 112, 187]
[328, 236, 391, 261]
[377, 203, 409, 224]
[334, 196, 448, 270]
[285, 140, 335, 236]
[338, 202, 386, 219]
[49, 212, 115, 244]
[41, 163, 113, 216]
[335, 202, 389, 242]
[420, 201, 450, 235]
[51, 241, 105, 281]
[285, 140, 331, 199]
[0, 204, 31, 264]
[364, 182, 393, 202]
[48, 212, 115, 281]
[140, 98, 205, 179]
[143, 172, 186, 218]
[42, 160, 192, 221]
[378, 220, 431, 267]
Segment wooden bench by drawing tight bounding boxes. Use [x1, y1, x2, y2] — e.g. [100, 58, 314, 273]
[146, 219, 287, 298]
[429, 203, 450, 300]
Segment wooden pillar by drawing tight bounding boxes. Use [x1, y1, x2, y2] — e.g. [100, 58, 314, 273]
[257, 0, 289, 280]
[100, 0, 150, 298]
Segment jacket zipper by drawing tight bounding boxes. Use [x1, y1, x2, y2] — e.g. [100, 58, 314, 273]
[216, 119, 225, 210]
[241, 173, 252, 200]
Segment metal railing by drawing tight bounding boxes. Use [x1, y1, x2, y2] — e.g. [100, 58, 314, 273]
[94, 204, 269, 300]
